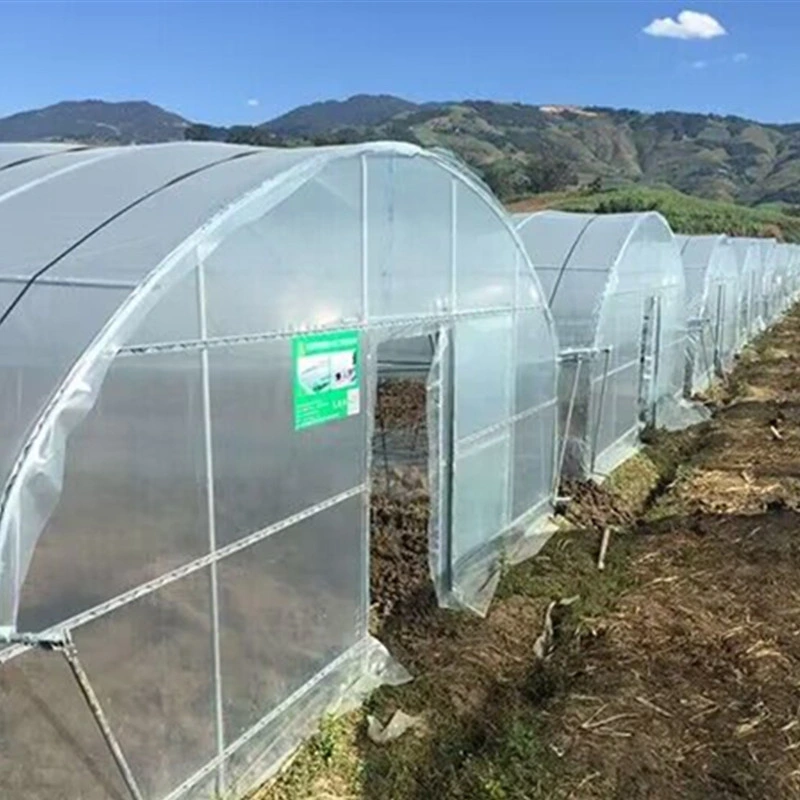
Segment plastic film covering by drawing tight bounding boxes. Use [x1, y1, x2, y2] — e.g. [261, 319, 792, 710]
[676, 235, 740, 394]
[0, 148, 112, 201]
[788, 245, 800, 307]
[0, 645, 129, 800]
[754, 238, 778, 331]
[773, 243, 796, 319]
[730, 238, 762, 344]
[0, 141, 558, 798]
[0, 142, 87, 169]
[515, 210, 706, 480]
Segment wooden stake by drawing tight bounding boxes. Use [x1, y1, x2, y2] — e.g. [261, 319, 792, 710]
[598, 527, 612, 571]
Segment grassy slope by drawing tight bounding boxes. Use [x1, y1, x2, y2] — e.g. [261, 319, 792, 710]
[509, 186, 800, 243]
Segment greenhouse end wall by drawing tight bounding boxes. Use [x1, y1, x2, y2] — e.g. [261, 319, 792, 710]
[677, 235, 741, 395]
[514, 210, 702, 481]
[0, 142, 559, 799]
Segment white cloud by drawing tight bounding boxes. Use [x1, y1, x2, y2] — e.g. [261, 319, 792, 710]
[643, 10, 726, 40]
[733, 52, 749, 63]
[247, 98, 260, 107]
[692, 60, 708, 69]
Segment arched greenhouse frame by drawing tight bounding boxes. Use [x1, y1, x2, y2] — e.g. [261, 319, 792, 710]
[0, 141, 559, 800]
[676, 235, 741, 394]
[514, 210, 703, 480]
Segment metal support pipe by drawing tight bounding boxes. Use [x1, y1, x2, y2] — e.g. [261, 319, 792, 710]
[442, 326, 456, 597]
[0, 629, 146, 800]
[554, 356, 584, 492]
[713, 284, 725, 376]
[650, 296, 663, 426]
[196, 257, 227, 795]
[60, 632, 145, 800]
[589, 347, 612, 476]
[698, 323, 713, 390]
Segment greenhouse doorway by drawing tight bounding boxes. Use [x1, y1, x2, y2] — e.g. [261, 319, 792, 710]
[369, 333, 443, 634]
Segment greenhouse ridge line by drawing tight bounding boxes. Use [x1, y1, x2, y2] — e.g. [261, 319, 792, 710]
[0, 148, 259, 329]
[547, 215, 599, 307]
[0, 145, 90, 173]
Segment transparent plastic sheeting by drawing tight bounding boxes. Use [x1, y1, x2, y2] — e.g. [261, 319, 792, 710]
[730, 238, 763, 346]
[0, 142, 86, 169]
[731, 238, 800, 335]
[676, 235, 741, 395]
[0, 142, 558, 799]
[514, 210, 707, 481]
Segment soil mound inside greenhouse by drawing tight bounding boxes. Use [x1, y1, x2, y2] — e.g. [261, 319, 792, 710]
[257, 306, 800, 800]
[369, 377, 434, 629]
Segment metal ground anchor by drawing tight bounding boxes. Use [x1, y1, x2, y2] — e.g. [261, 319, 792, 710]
[1, 628, 144, 800]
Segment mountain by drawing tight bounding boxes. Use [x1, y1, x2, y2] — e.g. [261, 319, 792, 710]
[266, 98, 800, 206]
[187, 96, 800, 206]
[6, 95, 800, 208]
[261, 94, 419, 137]
[0, 100, 189, 144]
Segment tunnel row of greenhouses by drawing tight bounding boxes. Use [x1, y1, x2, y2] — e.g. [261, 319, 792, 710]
[0, 141, 798, 800]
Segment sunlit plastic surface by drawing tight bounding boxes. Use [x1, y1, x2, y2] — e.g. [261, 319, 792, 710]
[0, 141, 559, 800]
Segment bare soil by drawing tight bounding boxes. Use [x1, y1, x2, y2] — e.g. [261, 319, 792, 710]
[370, 377, 433, 628]
[538, 311, 800, 800]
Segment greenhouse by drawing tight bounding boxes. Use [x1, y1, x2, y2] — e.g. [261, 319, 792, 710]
[514, 210, 701, 479]
[676, 235, 741, 394]
[0, 141, 559, 800]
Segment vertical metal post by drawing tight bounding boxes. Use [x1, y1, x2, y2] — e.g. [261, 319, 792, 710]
[713, 284, 724, 376]
[554, 355, 584, 492]
[359, 155, 371, 652]
[12, 371, 22, 625]
[442, 327, 456, 596]
[683, 320, 697, 398]
[650, 296, 662, 425]
[589, 348, 611, 476]
[638, 296, 655, 424]
[196, 257, 226, 794]
[442, 178, 458, 596]
[504, 249, 520, 531]
[698, 324, 713, 389]
[360, 155, 369, 326]
[60, 634, 145, 800]
[450, 178, 458, 307]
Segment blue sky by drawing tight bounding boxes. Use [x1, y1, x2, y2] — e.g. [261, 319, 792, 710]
[0, 1, 798, 124]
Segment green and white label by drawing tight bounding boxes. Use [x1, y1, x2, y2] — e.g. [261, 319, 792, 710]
[293, 330, 361, 430]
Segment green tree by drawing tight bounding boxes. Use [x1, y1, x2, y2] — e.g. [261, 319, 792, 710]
[524, 158, 576, 193]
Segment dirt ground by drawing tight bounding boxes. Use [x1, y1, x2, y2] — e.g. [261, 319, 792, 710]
[370, 377, 432, 627]
[259, 306, 800, 800]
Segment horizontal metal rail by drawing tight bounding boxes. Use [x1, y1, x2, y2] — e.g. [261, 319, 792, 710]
[0, 274, 138, 291]
[161, 639, 369, 800]
[0, 484, 365, 665]
[456, 396, 558, 457]
[117, 304, 542, 357]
